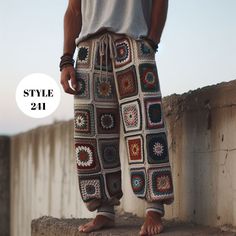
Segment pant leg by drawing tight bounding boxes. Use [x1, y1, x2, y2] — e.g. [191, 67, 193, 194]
[111, 34, 174, 216]
[74, 36, 123, 218]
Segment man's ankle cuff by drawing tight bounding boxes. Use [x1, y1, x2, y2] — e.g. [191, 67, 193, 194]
[146, 202, 165, 217]
[97, 204, 115, 220]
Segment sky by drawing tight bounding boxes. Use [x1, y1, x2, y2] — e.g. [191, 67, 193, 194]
[0, 0, 236, 135]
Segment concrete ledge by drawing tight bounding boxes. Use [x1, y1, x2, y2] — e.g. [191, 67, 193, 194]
[31, 214, 235, 236]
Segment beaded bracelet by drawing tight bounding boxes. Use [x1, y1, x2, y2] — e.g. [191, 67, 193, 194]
[59, 53, 74, 71]
[144, 37, 159, 52]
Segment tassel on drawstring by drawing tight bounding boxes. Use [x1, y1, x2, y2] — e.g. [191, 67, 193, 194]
[98, 33, 117, 80]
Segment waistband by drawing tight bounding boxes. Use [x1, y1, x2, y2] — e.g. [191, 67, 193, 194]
[76, 31, 136, 78]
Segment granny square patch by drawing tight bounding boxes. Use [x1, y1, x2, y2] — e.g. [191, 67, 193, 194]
[74, 110, 90, 133]
[105, 171, 123, 198]
[148, 167, 174, 201]
[94, 73, 117, 102]
[79, 175, 104, 202]
[139, 64, 160, 93]
[130, 168, 146, 198]
[120, 100, 142, 133]
[98, 139, 120, 169]
[137, 40, 155, 61]
[114, 38, 132, 68]
[116, 66, 138, 100]
[96, 107, 120, 134]
[75, 138, 100, 174]
[76, 41, 92, 69]
[74, 73, 90, 99]
[126, 135, 144, 164]
[78, 46, 89, 62]
[74, 105, 95, 137]
[94, 42, 113, 72]
[146, 133, 169, 164]
[144, 97, 164, 129]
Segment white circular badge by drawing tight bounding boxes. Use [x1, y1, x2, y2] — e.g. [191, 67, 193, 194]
[16, 73, 61, 118]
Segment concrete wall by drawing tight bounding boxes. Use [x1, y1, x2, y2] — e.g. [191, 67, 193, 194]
[163, 81, 236, 227]
[10, 80, 236, 236]
[10, 121, 86, 236]
[0, 136, 10, 236]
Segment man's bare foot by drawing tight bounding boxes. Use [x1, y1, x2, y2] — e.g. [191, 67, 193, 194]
[78, 215, 115, 233]
[139, 211, 164, 235]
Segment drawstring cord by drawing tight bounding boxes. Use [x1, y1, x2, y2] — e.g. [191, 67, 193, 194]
[98, 33, 117, 80]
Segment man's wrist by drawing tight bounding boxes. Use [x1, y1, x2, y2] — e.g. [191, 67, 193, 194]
[59, 53, 75, 71]
[144, 36, 159, 52]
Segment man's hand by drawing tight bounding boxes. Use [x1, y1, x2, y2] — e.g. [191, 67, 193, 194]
[60, 0, 82, 95]
[60, 66, 78, 95]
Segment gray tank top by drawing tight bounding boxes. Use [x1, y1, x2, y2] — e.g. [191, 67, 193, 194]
[76, 0, 152, 44]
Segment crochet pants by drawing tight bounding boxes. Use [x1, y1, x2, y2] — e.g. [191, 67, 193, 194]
[74, 32, 174, 219]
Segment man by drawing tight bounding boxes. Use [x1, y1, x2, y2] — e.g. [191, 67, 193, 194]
[60, 0, 174, 235]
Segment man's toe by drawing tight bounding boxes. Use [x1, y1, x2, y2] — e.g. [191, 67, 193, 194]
[139, 225, 147, 236]
[154, 225, 160, 234]
[82, 225, 93, 233]
[147, 225, 152, 236]
[151, 226, 156, 235]
[82, 222, 96, 232]
[78, 225, 85, 232]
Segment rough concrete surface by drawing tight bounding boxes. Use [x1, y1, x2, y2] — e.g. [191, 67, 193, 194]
[32, 214, 236, 236]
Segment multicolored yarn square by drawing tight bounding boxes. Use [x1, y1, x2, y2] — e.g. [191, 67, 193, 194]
[148, 167, 174, 201]
[76, 41, 92, 69]
[126, 135, 144, 164]
[139, 63, 160, 93]
[116, 66, 138, 99]
[74, 105, 95, 137]
[94, 42, 113, 72]
[94, 74, 117, 102]
[75, 138, 101, 174]
[74, 73, 90, 99]
[146, 133, 169, 164]
[105, 171, 123, 198]
[79, 175, 104, 202]
[137, 40, 155, 61]
[144, 97, 164, 129]
[98, 139, 120, 169]
[96, 107, 120, 134]
[114, 38, 132, 68]
[120, 100, 142, 133]
[130, 168, 146, 198]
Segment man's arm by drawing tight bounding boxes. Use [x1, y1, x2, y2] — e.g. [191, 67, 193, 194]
[63, 0, 82, 55]
[60, 0, 82, 94]
[148, 0, 169, 45]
